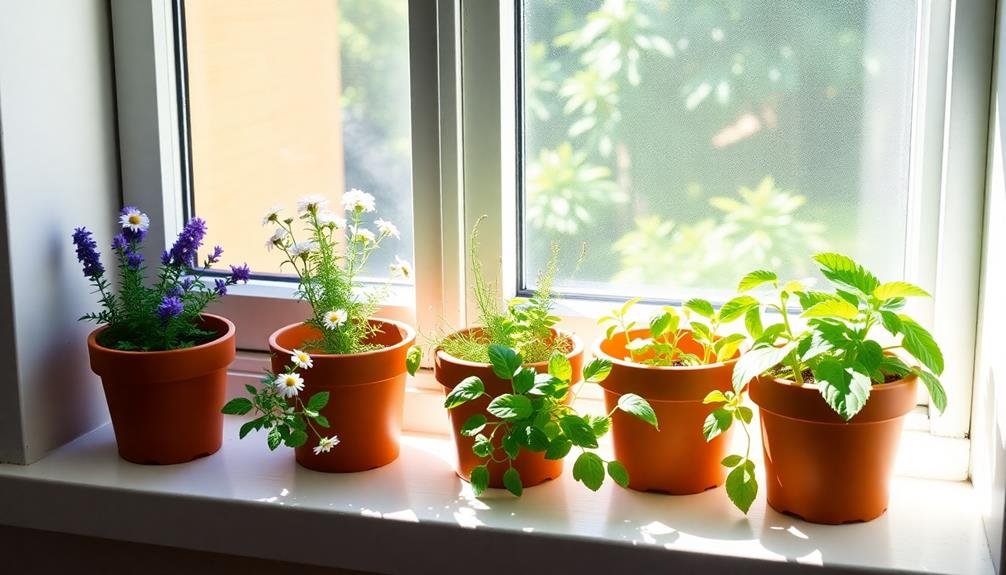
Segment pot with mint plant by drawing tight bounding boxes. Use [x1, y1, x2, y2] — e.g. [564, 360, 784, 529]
[418, 220, 658, 493]
[594, 296, 755, 503]
[76, 208, 249, 465]
[730, 254, 947, 524]
[253, 191, 416, 473]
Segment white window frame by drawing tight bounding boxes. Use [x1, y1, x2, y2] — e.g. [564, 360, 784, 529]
[111, 0, 991, 480]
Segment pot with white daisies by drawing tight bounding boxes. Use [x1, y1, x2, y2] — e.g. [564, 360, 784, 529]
[225, 189, 416, 473]
[76, 207, 249, 465]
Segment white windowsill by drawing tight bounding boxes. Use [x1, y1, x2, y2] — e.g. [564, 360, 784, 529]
[0, 419, 992, 574]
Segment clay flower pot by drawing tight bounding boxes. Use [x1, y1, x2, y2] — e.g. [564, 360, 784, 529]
[749, 374, 918, 524]
[594, 329, 735, 494]
[434, 328, 583, 488]
[269, 318, 416, 473]
[87, 314, 236, 465]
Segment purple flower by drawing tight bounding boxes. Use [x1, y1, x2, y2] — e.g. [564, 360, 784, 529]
[229, 263, 251, 284]
[156, 295, 184, 321]
[72, 227, 105, 279]
[165, 218, 207, 268]
[181, 276, 195, 291]
[213, 278, 228, 296]
[206, 245, 224, 266]
[123, 227, 146, 243]
[125, 250, 144, 270]
[111, 233, 128, 253]
[167, 285, 183, 298]
[161, 250, 171, 266]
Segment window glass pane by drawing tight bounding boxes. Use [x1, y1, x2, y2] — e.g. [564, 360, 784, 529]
[520, 0, 917, 299]
[183, 0, 413, 281]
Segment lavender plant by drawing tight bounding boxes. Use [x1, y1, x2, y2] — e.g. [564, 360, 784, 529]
[73, 207, 249, 351]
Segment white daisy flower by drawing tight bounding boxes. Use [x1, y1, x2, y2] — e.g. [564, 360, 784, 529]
[290, 349, 313, 370]
[341, 188, 376, 213]
[350, 226, 376, 244]
[265, 227, 288, 251]
[275, 372, 305, 398]
[375, 218, 400, 239]
[119, 208, 150, 233]
[297, 195, 330, 214]
[288, 241, 319, 258]
[323, 309, 348, 330]
[316, 211, 345, 229]
[261, 205, 283, 226]
[313, 436, 340, 455]
[389, 256, 413, 280]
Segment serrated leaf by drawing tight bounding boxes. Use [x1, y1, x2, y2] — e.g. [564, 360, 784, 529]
[813, 252, 880, 295]
[488, 344, 523, 379]
[718, 296, 760, 323]
[583, 358, 612, 383]
[487, 394, 533, 421]
[267, 428, 282, 450]
[616, 393, 659, 428]
[512, 367, 535, 394]
[406, 345, 423, 376]
[797, 290, 838, 310]
[721, 454, 743, 467]
[856, 340, 884, 374]
[560, 415, 599, 448]
[470, 465, 489, 496]
[572, 452, 605, 491]
[444, 376, 485, 409]
[544, 437, 572, 460]
[461, 414, 487, 437]
[548, 352, 572, 382]
[898, 317, 944, 375]
[703, 408, 733, 441]
[815, 360, 872, 420]
[914, 369, 948, 413]
[503, 467, 523, 496]
[880, 310, 903, 334]
[307, 392, 329, 411]
[239, 419, 259, 439]
[684, 298, 715, 319]
[607, 460, 629, 488]
[731, 341, 798, 391]
[221, 397, 253, 415]
[738, 270, 778, 292]
[874, 281, 930, 301]
[801, 299, 860, 320]
[725, 461, 758, 513]
[649, 312, 675, 338]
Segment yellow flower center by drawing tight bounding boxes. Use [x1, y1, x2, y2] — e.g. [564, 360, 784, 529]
[284, 377, 297, 387]
[297, 353, 308, 362]
[128, 214, 142, 225]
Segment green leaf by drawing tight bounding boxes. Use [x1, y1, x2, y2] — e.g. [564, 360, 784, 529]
[616, 393, 659, 429]
[530, 373, 560, 397]
[898, 317, 944, 375]
[487, 394, 533, 421]
[572, 452, 606, 491]
[470, 465, 489, 496]
[544, 437, 572, 460]
[560, 415, 599, 448]
[503, 467, 523, 496]
[285, 429, 308, 448]
[813, 252, 880, 295]
[725, 461, 758, 513]
[472, 434, 493, 458]
[738, 270, 778, 292]
[684, 298, 715, 319]
[649, 312, 674, 338]
[619, 297, 641, 316]
[880, 310, 903, 334]
[307, 392, 329, 412]
[714, 333, 746, 362]
[721, 454, 743, 467]
[524, 425, 550, 451]
[267, 428, 282, 450]
[801, 299, 860, 321]
[874, 281, 930, 301]
[548, 352, 572, 382]
[914, 369, 948, 413]
[587, 414, 611, 436]
[736, 406, 753, 424]
[239, 419, 259, 439]
[582, 358, 612, 383]
[512, 367, 535, 394]
[703, 390, 728, 404]
[731, 341, 798, 392]
[461, 414, 487, 437]
[444, 376, 485, 409]
[406, 345, 423, 376]
[314, 415, 330, 428]
[856, 340, 884, 374]
[488, 344, 523, 380]
[607, 460, 630, 488]
[221, 397, 253, 415]
[744, 306, 764, 339]
[718, 296, 760, 323]
[702, 408, 733, 441]
[815, 360, 872, 420]
[245, 384, 257, 395]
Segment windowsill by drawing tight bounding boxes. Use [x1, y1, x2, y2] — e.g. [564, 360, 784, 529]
[0, 419, 992, 574]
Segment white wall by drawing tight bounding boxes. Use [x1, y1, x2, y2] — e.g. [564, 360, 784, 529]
[0, 0, 120, 463]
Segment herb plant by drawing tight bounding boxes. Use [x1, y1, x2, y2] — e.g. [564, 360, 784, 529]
[73, 207, 249, 351]
[445, 343, 658, 496]
[222, 350, 339, 454]
[263, 190, 411, 355]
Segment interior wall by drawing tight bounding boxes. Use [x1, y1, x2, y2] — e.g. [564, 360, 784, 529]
[0, 0, 120, 463]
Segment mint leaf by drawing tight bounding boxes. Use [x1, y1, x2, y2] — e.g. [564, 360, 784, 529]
[880, 310, 903, 334]
[815, 359, 871, 420]
[684, 298, 715, 319]
[472, 434, 493, 458]
[738, 270, 778, 292]
[874, 281, 930, 300]
[813, 252, 880, 295]
[470, 465, 489, 496]
[444, 376, 485, 409]
[725, 461, 758, 513]
[406, 345, 423, 376]
[731, 341, 798, 391]
[461, 414, 487, 437]
[616, 393, 658, 428]
[718, 295, 760, 323]
[502, 432, 520, 459]
[512, 367, 535, 394]
[649, 312, 674, 338]
[702, 407, 733, 441]
[307, 391, 329, 412]
[801, 299, 860, 320]
[488, 344, 522, 379]
[503, 467, 523, 496]
[560, 415, 599, 448]
[582, 358, 612, 383]
[544, 437, 572, 460]
[607, 460, 630, 488]
[914, 368, 948, 413]
[898, 317, 944, 375]
[587, 414, 611, 436]
[487, 394, 533, 421]
[572, 452, 605, 491]
[856, 340, 884, 374]
[221, 397, 253, 415]
[525, 425, 550, 451]
[548, 352, 572, 382]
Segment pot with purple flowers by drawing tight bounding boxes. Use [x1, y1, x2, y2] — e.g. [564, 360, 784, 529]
[74, 207, 249, 465]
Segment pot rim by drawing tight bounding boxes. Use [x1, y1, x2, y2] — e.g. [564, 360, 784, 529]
[751, 373, 920, 425]
[593, 328, 739, 372]
[87, 313, 235, 356]
[435, 327, 583, 369]
[269, 317, 417, 358]
[764, 373, 919, 392]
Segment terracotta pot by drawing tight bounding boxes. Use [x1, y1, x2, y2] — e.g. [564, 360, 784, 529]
[87, 314, 236, 465]
[594, 329, 735, 494]
[749, 374, 918, 524]
[434, 328, 583, 488]
[269, 318, 415, 473]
